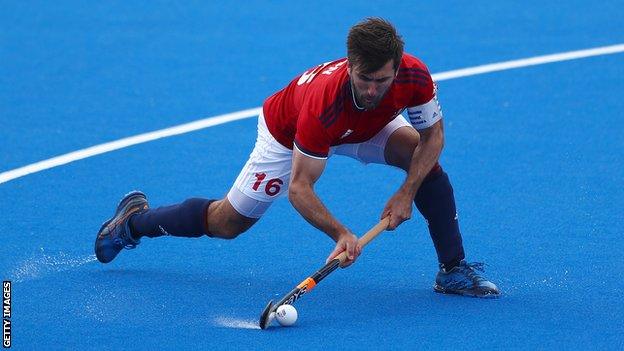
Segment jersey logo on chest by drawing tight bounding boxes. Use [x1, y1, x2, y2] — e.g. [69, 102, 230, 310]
[339, 129, 354, 139]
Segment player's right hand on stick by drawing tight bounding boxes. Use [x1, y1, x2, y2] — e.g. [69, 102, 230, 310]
[381, 189, 413, 230]
[326, 231, 361, 268]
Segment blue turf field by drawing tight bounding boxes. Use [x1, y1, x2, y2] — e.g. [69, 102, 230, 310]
[1, 1, 623, 349]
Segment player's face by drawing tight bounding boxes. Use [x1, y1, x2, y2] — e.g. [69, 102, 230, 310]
[349, 60, 396, 110]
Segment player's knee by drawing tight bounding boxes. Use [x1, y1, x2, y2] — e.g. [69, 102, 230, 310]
[385, 127, 420, 171]
[217, 227, 244, 239]
[206, 199, 256, 238]
[411, 129, 421, 146]
[395, 143, 418, 171]
[214, 220, 255, 239]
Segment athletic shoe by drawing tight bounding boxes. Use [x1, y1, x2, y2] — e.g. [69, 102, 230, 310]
[95, 191, 148, 263]
[434, 260, 500, 298]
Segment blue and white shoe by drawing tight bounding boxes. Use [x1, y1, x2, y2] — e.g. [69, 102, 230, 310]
[434, 260, 500, 298]
[95, 191, 148, 263]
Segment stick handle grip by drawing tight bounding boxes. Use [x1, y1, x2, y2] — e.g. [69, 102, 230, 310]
[336, 217, 390, 264]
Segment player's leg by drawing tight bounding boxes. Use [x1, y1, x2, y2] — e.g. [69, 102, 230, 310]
[382, 120, 499, 297]
[333, 118, 464, 267]
[95, 113, 292, 263]
[205, 198, 259, 239]
[127, 196, 259, 240]
[382, 124, 465, 269]
[95, 194, 260, 264]
[333, 117, 464, 268]
[127, 154, 288, 241]
[333, 117, 498, 296]
[128, 110, 292, 240]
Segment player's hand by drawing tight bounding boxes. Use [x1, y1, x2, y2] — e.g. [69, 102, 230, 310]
[381, 190, 413, 230]
[326, 231, 361, 268]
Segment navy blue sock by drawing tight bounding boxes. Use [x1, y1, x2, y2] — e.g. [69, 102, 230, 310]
[128, 198, 214, 239]
[414, 165, 465, 269]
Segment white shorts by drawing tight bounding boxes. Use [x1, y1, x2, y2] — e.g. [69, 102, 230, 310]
[226, 112, 411, 218]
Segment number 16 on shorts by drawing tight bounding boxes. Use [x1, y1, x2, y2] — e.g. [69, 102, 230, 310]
[252, 173, 284, 196]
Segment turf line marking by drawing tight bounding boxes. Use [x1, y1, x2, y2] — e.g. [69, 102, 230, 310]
[0, 107, 261, 184]
[431, 43, 624, 80]
[1, 43, 623, 185]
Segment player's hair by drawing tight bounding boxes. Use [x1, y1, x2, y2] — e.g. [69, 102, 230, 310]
[347, 17, 404, 74]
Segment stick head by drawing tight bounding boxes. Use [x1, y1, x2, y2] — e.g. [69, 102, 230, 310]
[259, 300, 274, 330]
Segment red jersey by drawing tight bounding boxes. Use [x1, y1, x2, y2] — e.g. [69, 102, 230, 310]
[263, 53, 435, 158]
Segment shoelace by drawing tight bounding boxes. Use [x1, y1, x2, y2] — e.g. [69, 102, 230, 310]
[458, 262, 487, 282]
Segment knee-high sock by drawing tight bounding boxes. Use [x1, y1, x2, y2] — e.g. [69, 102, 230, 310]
[128, 198, 213, 239]
[414, 165, 465, 268]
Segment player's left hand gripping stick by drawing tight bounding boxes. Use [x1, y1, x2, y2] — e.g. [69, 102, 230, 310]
[259, 217, 390, 329]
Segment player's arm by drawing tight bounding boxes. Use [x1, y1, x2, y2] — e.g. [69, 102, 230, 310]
[288, 148, 360, 266]
[382, 74, 446, 229]
[382, 119, 444, 230]
[403, 119, 444, 194]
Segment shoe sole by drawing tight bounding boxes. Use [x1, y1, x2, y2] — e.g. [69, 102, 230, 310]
[433, 284, 500, 299]
[94, 191, 147, 263]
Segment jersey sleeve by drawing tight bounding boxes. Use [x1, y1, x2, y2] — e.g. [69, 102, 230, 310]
[399, 56, 442, 130]
[292, 59, 349, 158]
[293, 103, 333, 159]
[406, 83, 443, 130]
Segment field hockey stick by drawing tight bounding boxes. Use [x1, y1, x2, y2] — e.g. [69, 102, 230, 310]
[259, 217, 390, 329]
